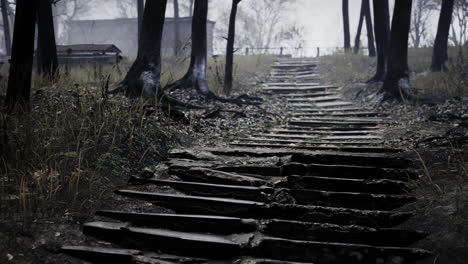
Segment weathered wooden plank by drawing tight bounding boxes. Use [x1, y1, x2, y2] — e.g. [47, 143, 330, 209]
[292, 112, 385, 117]
[129, 177, 273, 201]
[239, 137, 382, 145]
[115, 190, 414, 227]
[95, 211, 425, 247]
[229, 143, 400, 154]
[168, 167, 270, 186]
[61, 246, 144, 264]
[255, 237, 431, 263]
[287, 96, 342, 103]
[290, 102, 354, 108]
[267, 129, 382, 135]
[277, 175, 410, 194]
[282, 162, 418, 181]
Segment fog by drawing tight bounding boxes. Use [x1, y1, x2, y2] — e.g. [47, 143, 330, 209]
[62, 0, 445, 57]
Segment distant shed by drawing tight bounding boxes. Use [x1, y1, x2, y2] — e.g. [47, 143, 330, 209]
[67, 17, 215, 56]
[56, 44, 122, 64]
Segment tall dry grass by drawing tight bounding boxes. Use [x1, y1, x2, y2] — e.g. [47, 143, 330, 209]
[0, 54, 273, 223]
[320, 45, 468, 99]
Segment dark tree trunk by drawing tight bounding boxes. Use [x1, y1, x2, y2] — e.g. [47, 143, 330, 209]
[1, 0, 11, 56]
[179, 0, 212, 96]
[370, 0, 390, 82]
[364, 0, 376, 57]
[5, 0, 37, 105]
[137, 0, 144, 42]
[353, 0, 366, 54]
[431, 0, 454, 71]
[224, 0, 241, 95]
[382, 0, 413, 99]
[189, 0, 194, 16]
[118, 0, 167, 98]
[173, 0, 181, 56]
[37, 0, 58, 77]
[342, 0, 351, 52]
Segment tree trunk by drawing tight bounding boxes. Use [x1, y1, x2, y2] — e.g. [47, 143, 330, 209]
[353, 0, 366, 54]
[370, 0, 390, 82]
[173, 0, 181, 56]
[37, 0, 58, 77]
[137, 0, 144, 42]
[5, 0, 37, 105]
[118, 0, 167, 98]
[382, 0, 413, 99]
[180, 0, 212, 96]
[342, 0, 351, 52]
[189, 0, 194, 16]
[1, 0, 11, 56]
[364, 0, 376, 57]
[431, 0, 454, 71]
[224, 0, 241, 95]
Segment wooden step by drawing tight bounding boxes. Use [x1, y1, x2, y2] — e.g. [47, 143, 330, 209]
[115, 190, 413, 227]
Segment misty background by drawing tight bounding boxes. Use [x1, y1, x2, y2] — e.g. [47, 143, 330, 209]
[17, 0, 468, 57]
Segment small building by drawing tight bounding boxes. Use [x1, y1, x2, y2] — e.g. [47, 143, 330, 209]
[67, 17, 216, 57]
[56, 44, 122, 64]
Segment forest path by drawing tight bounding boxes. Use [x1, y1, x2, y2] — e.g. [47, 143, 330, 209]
[62, 59, 432, 263]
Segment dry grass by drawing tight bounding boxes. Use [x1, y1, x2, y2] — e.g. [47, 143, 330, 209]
[161, 55, 274, 94]
[0, 54, 273, 223]
[320, 45, 468, 99]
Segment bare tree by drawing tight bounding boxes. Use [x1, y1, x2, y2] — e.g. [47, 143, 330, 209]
[410, 0, 437, 48]
[450, 0, 468, 46]
[364, 1, 376, 57]
[432, 0, 455, 71]
[1, 0, 11, 55]
[173, 0, 181, 56]
[218, 0, 297, 53]
[54, 0, 92, 44]
[342, 0, 351, 52]
[114, 0, 167, 98]
[137, 0, 144, 41]
[175, 0, 211, 96]
[370, 0, 390, 82]
[37, 0, 58, 77]
[5, 0, 37, 105]
[382, 0, 413, 99]
[224, 0, 242, 95]
[353, 0, 375, 57]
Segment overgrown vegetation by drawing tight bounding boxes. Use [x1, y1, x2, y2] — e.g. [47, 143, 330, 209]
[0, 55, 273, 223]
[161, 55, 274, 94]
[320, 45, 468, 99]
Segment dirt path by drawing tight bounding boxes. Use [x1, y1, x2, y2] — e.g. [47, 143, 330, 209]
[61, 59, 433, 263]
